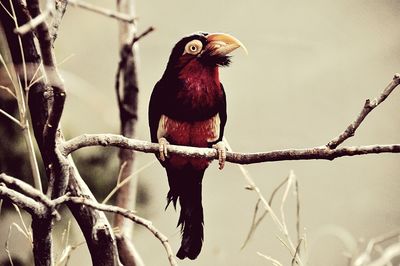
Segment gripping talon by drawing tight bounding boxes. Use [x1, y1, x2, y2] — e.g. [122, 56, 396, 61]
[212, 141, 227, 170]
[158, 137, 169, 161]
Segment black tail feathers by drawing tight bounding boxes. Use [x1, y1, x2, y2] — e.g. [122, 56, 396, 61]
[166, 166, 205, 260]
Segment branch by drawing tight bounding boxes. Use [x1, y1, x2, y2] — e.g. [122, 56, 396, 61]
[113, 2, 148, 264]
[66, 159, 121, 265]
[61, 134, 400, 164]
[128, 26, 154, 46]
[68, 0, 135, 23]
[0, 173, 52, 207]
[14, 0, 54, 35]
[50, 0, 68, 43]
[0, 175, 55, 266]
[27, 0, 68, 198]
[63, 196, 178, 266]
[327, 73, 400, 149]
[0, 185, 43, 216]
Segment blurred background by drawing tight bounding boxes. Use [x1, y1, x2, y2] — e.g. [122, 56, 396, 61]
[1, 0, 400, 265]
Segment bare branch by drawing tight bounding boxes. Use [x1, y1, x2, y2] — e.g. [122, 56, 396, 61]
[66, 159, 121, 265]
[327, 73, 400, 149]
[63, 196, 178, 266]
[128, 26, 154, 46]
[113, 2, 146, 263]
[68, 0, 135, 23]
[0, 173, 52, 207]
[0, 185, 43, 216]
[26, 0, 68, 198]
[50, 0, 68, 43]
[61, 133, 400, 164]
[14, 0, 55, 36]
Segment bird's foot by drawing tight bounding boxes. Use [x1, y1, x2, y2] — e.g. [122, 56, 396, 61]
[212, 141, 227, 170]
[158, 137, 169, 161]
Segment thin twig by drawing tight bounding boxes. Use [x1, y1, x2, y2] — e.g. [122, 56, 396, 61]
[0, 85, 17, 98]
[8, 0, 43, 192]
[116, 161, 128, 185]
[295, 180, 301, 244]
[280, 171, 295, 240]
[128, 26, 155, 46]
[68, 0, 135, 23]
[5, 225, 15, 266]
[12, 204, 32, 243]
[0, 108, 23, 127]
[241, 176, 289, 249]
[292, 238, 304, 266]
[327, 73, 400, 149]
[102, 159, 156, 204]
[257, 252, 283, 266]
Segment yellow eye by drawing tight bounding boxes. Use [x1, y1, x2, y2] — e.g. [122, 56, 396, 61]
[184, 40, 203, 55]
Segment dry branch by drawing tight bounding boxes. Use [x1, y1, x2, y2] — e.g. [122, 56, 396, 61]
[327, 73, 400, 149]
[63, 196, 178, 266]
[61, 134, 400, 164]
[14, 0, 54, 35]
[113, 1, 147, 264]
[0, 185, 43, 216]
[68, 0, 135, 23]
[0, 173, 52, 207]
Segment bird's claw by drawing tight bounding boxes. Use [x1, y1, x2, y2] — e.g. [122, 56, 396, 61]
[213, 141, 227, 170]
[158, 137, 169, 161]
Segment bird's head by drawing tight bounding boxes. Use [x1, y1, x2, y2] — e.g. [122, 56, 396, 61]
[163, 32, 246, 78]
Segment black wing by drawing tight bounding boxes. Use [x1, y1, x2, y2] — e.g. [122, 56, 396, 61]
[148, 81, 164, 143]
[217, 82, 227, 143]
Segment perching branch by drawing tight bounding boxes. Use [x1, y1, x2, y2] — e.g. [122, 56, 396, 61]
[61, 134, 400, 164]
[62, 72, 400, 164]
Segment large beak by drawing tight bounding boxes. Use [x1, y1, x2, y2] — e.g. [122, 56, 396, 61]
[206, 33, 248, 56]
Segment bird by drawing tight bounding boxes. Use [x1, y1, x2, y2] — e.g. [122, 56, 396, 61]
[148, 32, 246, 260]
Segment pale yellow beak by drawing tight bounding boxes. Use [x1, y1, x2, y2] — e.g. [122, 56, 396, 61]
[206, 33, 248, 56]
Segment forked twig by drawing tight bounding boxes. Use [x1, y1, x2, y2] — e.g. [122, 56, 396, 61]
[241, 176, 289, 249]
[0, 85, 17, 98]
[327, 73, 400, 149]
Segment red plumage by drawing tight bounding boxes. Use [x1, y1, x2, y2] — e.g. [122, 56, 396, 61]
[148, 32, 244, 260]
